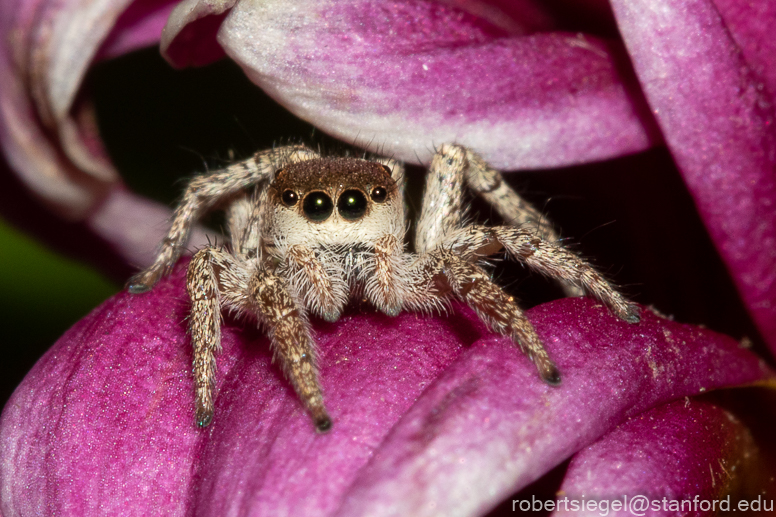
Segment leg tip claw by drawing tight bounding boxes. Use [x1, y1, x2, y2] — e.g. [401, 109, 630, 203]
[196, 409, 213, 428]
[622, 305, 641, 324]
[381, 303, 401, 318]
[542, 364, 562, 386]
[314, 415, 333, 433]
[126, 269, 162, 294]
[322, 310, 341, 323]
[127, 282, 152, 294]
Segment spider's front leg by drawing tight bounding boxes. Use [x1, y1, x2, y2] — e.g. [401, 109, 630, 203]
[187, 246, 252, 427]
[250, 267, 331, 432]
[128, 145, 319, 293]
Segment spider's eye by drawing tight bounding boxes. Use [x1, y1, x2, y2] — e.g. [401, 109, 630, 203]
[337, 189, 368, 220]
[370, 186, 387, 203]
[302, 191, 334, 221]
[281, 190, 299, 206]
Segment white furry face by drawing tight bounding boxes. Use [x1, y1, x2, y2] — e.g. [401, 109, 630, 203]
[263, 157, 404, 248]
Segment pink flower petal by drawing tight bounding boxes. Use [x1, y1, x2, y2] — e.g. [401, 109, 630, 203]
[0, 0, 210, 267]
[1, 264, 770, 515]
[335, 301, 772, 516]
[161, 0, 235, 67]
[161, 0, 563, 68]
[553, 400, 766, 516]
[86, 188, 211, 270]
[162, 0, 661, 169]
[610, 0, 776, 350]
[713, 0, 776, 101]
[98, 0, 178, 60]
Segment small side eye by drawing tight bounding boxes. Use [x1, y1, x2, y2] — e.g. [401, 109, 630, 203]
[303, 191, 334, 221]
[281, 190, 299, 206]
[337, 190, 368, 220]
[371, 186, 388, 203]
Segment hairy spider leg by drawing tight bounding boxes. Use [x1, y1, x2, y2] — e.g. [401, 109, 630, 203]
[279, 244, 348, 323]
[440, 225, 640, 322]
[249, 268, 331, 433]
[410, 145, 640, 384]
[186, 246, 251, 427]
[409, 248, 561, 383]
[460, 145, 584, 297]
[128, 146, 320, 293]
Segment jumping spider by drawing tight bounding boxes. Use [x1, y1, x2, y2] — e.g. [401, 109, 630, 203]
[127, 144, 640, 433]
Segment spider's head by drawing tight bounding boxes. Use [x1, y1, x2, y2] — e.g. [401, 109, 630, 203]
[266, 157, 403, 248]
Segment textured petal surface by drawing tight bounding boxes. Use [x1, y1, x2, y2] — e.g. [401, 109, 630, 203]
[713, 0, 776, 100]
[174, 0, 664, 169]
[553, 400, 764, 516]
[610, 0, 776, 351]
[1, 264, 771, 516]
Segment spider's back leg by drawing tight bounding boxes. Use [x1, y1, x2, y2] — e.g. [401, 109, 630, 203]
[419, 144, 584, 297]
[461, 146, 584, 297]
[440, 224, 640, 323]
[225, 190, 261, 261]
[407, 249, 560, 383]
[414, 145, 467, 254]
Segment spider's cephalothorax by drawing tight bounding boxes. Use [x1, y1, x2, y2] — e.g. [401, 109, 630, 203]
[127, 144, 640, 432]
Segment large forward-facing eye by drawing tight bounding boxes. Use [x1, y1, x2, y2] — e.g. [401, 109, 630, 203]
[337, 189, 368, 220]
[303, 191, 334, 222]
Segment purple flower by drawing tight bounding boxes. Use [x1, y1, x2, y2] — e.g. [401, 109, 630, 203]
[1, 264, 772, 515]
[2, 0, 776, 514]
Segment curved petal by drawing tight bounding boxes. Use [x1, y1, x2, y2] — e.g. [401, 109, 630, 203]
[0, 0, 210, 268]
[160, 0, 235, 67]
[1, 0, 141, 215]
[610, 0, 776, 351]
[1, 265, 771, 516]
[161, 0, 662, 169]
[161, 0, 561, 68]
[86, 187, 211, 270]
[553, 400, 767, 516]
[334, 301, 772, 517]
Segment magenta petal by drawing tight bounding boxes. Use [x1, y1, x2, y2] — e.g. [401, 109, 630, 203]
[98, 0, 178, 60]
[1, 265, 771, 516]
[160, 0, 236, 67]
[171, 0, 663, 169]
[713, 0, 776, 101]
[610, 0, 776, 350]
[86, 188, 212, 270]
[0, 0, 207, 270]
[554, 400, 761, 515]
[335, 300, 772, 516]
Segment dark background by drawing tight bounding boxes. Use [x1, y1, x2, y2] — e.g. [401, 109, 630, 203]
[0, 45, 767, 431]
